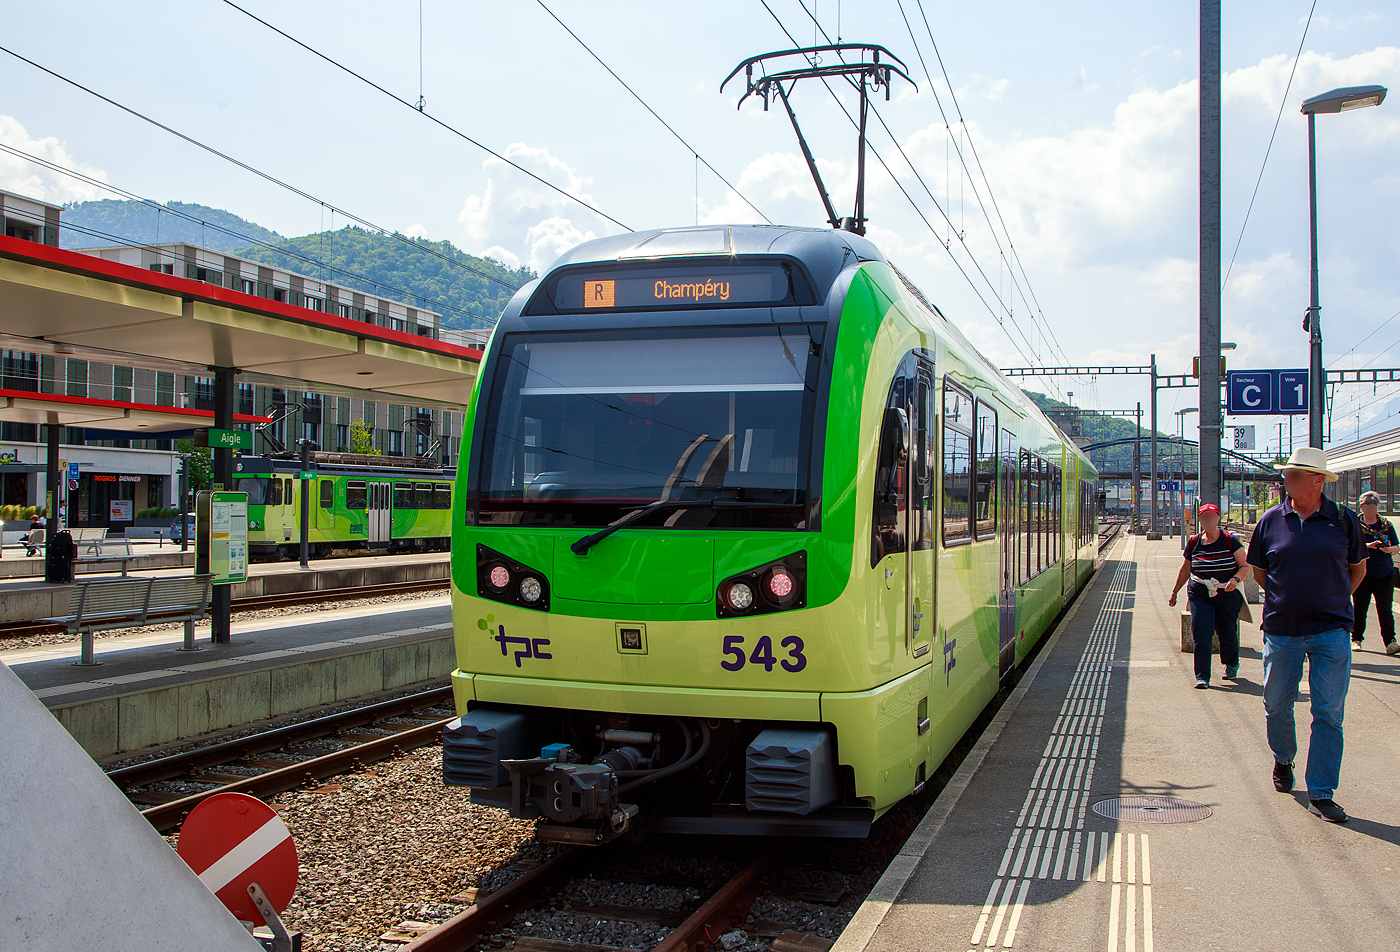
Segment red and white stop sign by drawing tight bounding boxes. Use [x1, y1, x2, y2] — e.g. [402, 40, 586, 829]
[177, 793, 298, 923]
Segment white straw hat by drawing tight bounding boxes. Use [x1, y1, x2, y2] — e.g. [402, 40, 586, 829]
[1279, 446, 1338, 482]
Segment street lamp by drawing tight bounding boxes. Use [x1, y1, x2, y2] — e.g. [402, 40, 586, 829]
[1177, 407, 1199, 546]
[1301, 84, 1387, 449]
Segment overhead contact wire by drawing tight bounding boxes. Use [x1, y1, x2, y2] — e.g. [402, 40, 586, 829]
[535, 0, 772, 225]
[217, 0, 632, 232]
[0, 42, 525, 294]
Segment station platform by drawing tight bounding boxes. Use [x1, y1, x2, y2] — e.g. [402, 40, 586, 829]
[835, 534, 1400, 952]
[2, 593, 453, 757]
[0, 550, 450, 624]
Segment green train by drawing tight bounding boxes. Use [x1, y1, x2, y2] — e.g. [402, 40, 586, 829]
[443, 225, 1098, 843]
[232, 454, 453, 560]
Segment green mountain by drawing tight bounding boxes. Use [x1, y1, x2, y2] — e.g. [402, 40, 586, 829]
[1023, 390, 1173, 473]
[62, 200, 284, 252]
[234, 227, 532, 330]
[59, 199, 532, 330]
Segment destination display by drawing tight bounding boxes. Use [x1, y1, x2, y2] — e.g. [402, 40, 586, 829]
[555, 266, 789, 311]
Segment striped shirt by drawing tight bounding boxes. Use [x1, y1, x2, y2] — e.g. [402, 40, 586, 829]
[1185, 530, 1242, 598]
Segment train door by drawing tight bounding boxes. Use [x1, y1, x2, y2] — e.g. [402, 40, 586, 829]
[872, 353, 928, 667]
[909, 359, 935, 660]
[998, 429, 1018, 685]
[316, 478, 333, 531]
[369, 481, 391, 545]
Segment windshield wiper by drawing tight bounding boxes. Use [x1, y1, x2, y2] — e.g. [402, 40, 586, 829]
[570, 499, 716, 555]
[568, 497, 800, 555]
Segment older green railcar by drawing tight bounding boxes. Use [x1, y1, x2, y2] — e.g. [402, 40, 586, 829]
[444, 225, 1097, 843]
[234, 454, 453, 559]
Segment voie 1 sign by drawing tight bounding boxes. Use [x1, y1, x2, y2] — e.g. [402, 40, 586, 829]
[1226, 369, 1309, 416]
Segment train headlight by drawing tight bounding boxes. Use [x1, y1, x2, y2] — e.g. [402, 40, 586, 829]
[716, 551, 807, 618]
[725, 582, 755, 611]
[477, 545, 551, 612]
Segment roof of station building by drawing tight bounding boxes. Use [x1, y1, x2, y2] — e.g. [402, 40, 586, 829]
[0, 234, 482, 410]
[0, 387, 270, 435]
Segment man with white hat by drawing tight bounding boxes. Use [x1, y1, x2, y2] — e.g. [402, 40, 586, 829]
[1246, 446, 1366, 822]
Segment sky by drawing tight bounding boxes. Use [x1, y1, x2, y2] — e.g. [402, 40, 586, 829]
[0, 1, 1396, 454]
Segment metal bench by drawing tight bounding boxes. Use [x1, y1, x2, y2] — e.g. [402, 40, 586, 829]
[69, 527, 108, 555]
[40, 575, 214, 666]
[72, 538, 138, 576]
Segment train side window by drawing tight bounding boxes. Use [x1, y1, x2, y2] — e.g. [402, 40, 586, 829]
[974, 401, 997, 539]
[268, 478, 282, 507]
[415, 482, 434, 509]
[1380, 464, 1393, 511]
[436, 483, 452, 509]
[319, 479, 334, 509]
[284, 479, 293, 505]
[1052, 464, 1062, 565]
[1019, 450, 1033, 584]
[942, 378, 973, 546]
[393, 481, 414, 509]
[346, 480, 367, 510]
[1035, 456, 1046, 574]
[871, 361, 915, 567]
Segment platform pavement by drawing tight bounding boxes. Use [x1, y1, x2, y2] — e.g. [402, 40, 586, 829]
[2, 594, 452, 756]
[835, 534, 1400, 952]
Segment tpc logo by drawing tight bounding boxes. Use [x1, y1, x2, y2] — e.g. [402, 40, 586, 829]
[476, 613, 551, 668]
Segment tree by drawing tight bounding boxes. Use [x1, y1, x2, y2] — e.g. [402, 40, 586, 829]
[174, 439, 213, 490]
[349, 419, 379, 455]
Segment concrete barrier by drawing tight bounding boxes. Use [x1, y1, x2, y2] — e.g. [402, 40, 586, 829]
[50, 634, 455, 757]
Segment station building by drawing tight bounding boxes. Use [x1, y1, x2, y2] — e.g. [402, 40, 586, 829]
[0, 188, 477, 532]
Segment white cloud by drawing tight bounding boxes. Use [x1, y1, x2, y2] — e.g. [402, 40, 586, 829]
[1224, 46, 1400, 116]
[0, 115, 109, 204]
[1143, 257, 1195, 303]
[403, 223, 429, 238]
[456, 143, 614, 273]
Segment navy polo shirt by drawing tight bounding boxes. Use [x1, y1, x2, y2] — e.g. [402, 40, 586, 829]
[1246, 494, 1366, 636]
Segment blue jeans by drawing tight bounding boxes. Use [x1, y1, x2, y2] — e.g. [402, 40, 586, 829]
[1189, 591, 1242, 681]
[1262, 629, 1352, 800]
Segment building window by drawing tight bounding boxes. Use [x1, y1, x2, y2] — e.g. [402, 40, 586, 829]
[149, 263, 174, 274]
[386, 429, 404, 456]
[239, 278, 256, 295]
[336, 423, 349, 451]
[303, 296, 324, 312]
[336, 303, 351, 319]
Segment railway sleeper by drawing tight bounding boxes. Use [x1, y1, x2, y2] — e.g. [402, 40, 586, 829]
[443, 704, 872, 844]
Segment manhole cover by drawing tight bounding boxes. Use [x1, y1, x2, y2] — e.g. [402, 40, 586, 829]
[1091, 796, 1212, 823]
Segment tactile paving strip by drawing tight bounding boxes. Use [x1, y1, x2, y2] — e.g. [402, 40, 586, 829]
[1091, 796, 1213, 823]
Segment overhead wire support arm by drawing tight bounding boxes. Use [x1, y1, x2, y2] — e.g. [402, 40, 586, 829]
[721, 44, 915, 235]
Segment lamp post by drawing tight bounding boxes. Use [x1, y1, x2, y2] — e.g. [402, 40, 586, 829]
[1300, 84, 1387, 448]
[1177, 407, 1199, 547]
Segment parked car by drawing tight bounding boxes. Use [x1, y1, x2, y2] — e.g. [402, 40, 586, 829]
[169, 515, 197, 540]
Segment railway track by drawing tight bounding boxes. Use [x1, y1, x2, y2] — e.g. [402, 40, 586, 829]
[1098, 519, 1124, 552]
[0, 576, 449, 640]
[398, 846, 843, 952]
[110, 685, 455, 833]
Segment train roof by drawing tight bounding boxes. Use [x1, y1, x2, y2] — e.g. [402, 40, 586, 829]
[543, 224, 885, 301]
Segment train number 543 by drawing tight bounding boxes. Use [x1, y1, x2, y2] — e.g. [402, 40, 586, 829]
[720, 634, 806, 673]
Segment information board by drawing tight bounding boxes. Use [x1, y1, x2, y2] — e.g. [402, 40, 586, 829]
[196, 490, 248, 585]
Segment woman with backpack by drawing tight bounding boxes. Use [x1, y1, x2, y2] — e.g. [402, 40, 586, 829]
[1352, 490, 1400, 655]
[1168, 503, 1251, 688]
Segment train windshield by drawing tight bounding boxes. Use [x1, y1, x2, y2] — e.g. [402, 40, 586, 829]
[233, 476, 271, 506]
[476, 327, 819, 529]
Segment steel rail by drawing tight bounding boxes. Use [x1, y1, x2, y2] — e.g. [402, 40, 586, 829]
[109, 686, 453, 788]
[138, 715, 451, 833]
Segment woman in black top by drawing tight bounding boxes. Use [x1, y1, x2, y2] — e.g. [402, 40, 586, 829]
[1352, 490, 1400, 655]
[1168, 503, 1250, 687]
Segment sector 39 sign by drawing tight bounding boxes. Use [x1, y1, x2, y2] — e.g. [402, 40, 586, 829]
[557, 266, 789, 310]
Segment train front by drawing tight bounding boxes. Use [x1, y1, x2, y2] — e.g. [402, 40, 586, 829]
[446, 226, 892, 844]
